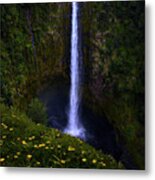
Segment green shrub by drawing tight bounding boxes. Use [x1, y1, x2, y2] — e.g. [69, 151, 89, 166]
[0, 103, 124, 169]
[27, 98, 48, 125]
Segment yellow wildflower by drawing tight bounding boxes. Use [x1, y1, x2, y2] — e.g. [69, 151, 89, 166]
[36, 161, 40, 165]
[56, 133, 60, 137]
[32, 136, 35, 140]
[68, 146, 75, 151]
[16, 152, 21, 155]
[29, 136, 35, 140]
[46, 140, 51, 144]
[14, 155, 18, 159]
[0, 158, 5, 162]
[82, 158, 87, 162]
[81, 150, 85, 154]
[22, 140, 27, 145]
[27, 154, 32, 159]
[60, 160, 66, 164]
[57, 144, 61, 149]
[28, 137, 32, 141]
[9, 127, 14, 131]
[45, 146, 49, 150]
[34, 144, 38, 148]
[102, 163, 106, 167]
[1, 123, 8, 129]
[39, 143, 45, 148]
[2, 135, 6, 139]
[17, 137, 21, 141]
[0, 140, 3, 146]
[92, 159, 97, 164]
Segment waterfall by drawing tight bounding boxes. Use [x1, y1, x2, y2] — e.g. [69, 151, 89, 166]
[64, 2, 85, 139]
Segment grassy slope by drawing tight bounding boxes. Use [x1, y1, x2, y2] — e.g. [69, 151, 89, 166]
[0, 103, 124, 169]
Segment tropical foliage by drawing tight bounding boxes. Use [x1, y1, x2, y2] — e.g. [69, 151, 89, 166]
[0, 1, 144, 169]
[0, 104, 123, 169]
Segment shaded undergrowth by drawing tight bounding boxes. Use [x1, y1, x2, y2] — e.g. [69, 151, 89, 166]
[0, 103, 124, 169]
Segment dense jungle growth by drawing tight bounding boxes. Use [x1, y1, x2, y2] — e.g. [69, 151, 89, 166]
[0, 1, 144, 169]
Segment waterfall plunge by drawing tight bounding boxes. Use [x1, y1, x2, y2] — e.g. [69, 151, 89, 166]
[64, 2, 85, 139]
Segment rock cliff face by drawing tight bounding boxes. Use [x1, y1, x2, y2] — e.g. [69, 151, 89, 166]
[80, 1, 145, 169]
[1, 3, 72, 107]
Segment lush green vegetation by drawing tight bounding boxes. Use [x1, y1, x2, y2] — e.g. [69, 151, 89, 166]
[0, 3, 70, 109]
[81, 1, 145, 169]
[27, 98, 48, 125]
[0, 103, 123, 168]
[0, 2, 144, 169]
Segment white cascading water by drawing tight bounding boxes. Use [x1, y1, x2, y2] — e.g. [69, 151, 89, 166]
[64, 2, 85, 139]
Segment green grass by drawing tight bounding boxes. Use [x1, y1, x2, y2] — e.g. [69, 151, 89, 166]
[0, 103, 124, 169]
